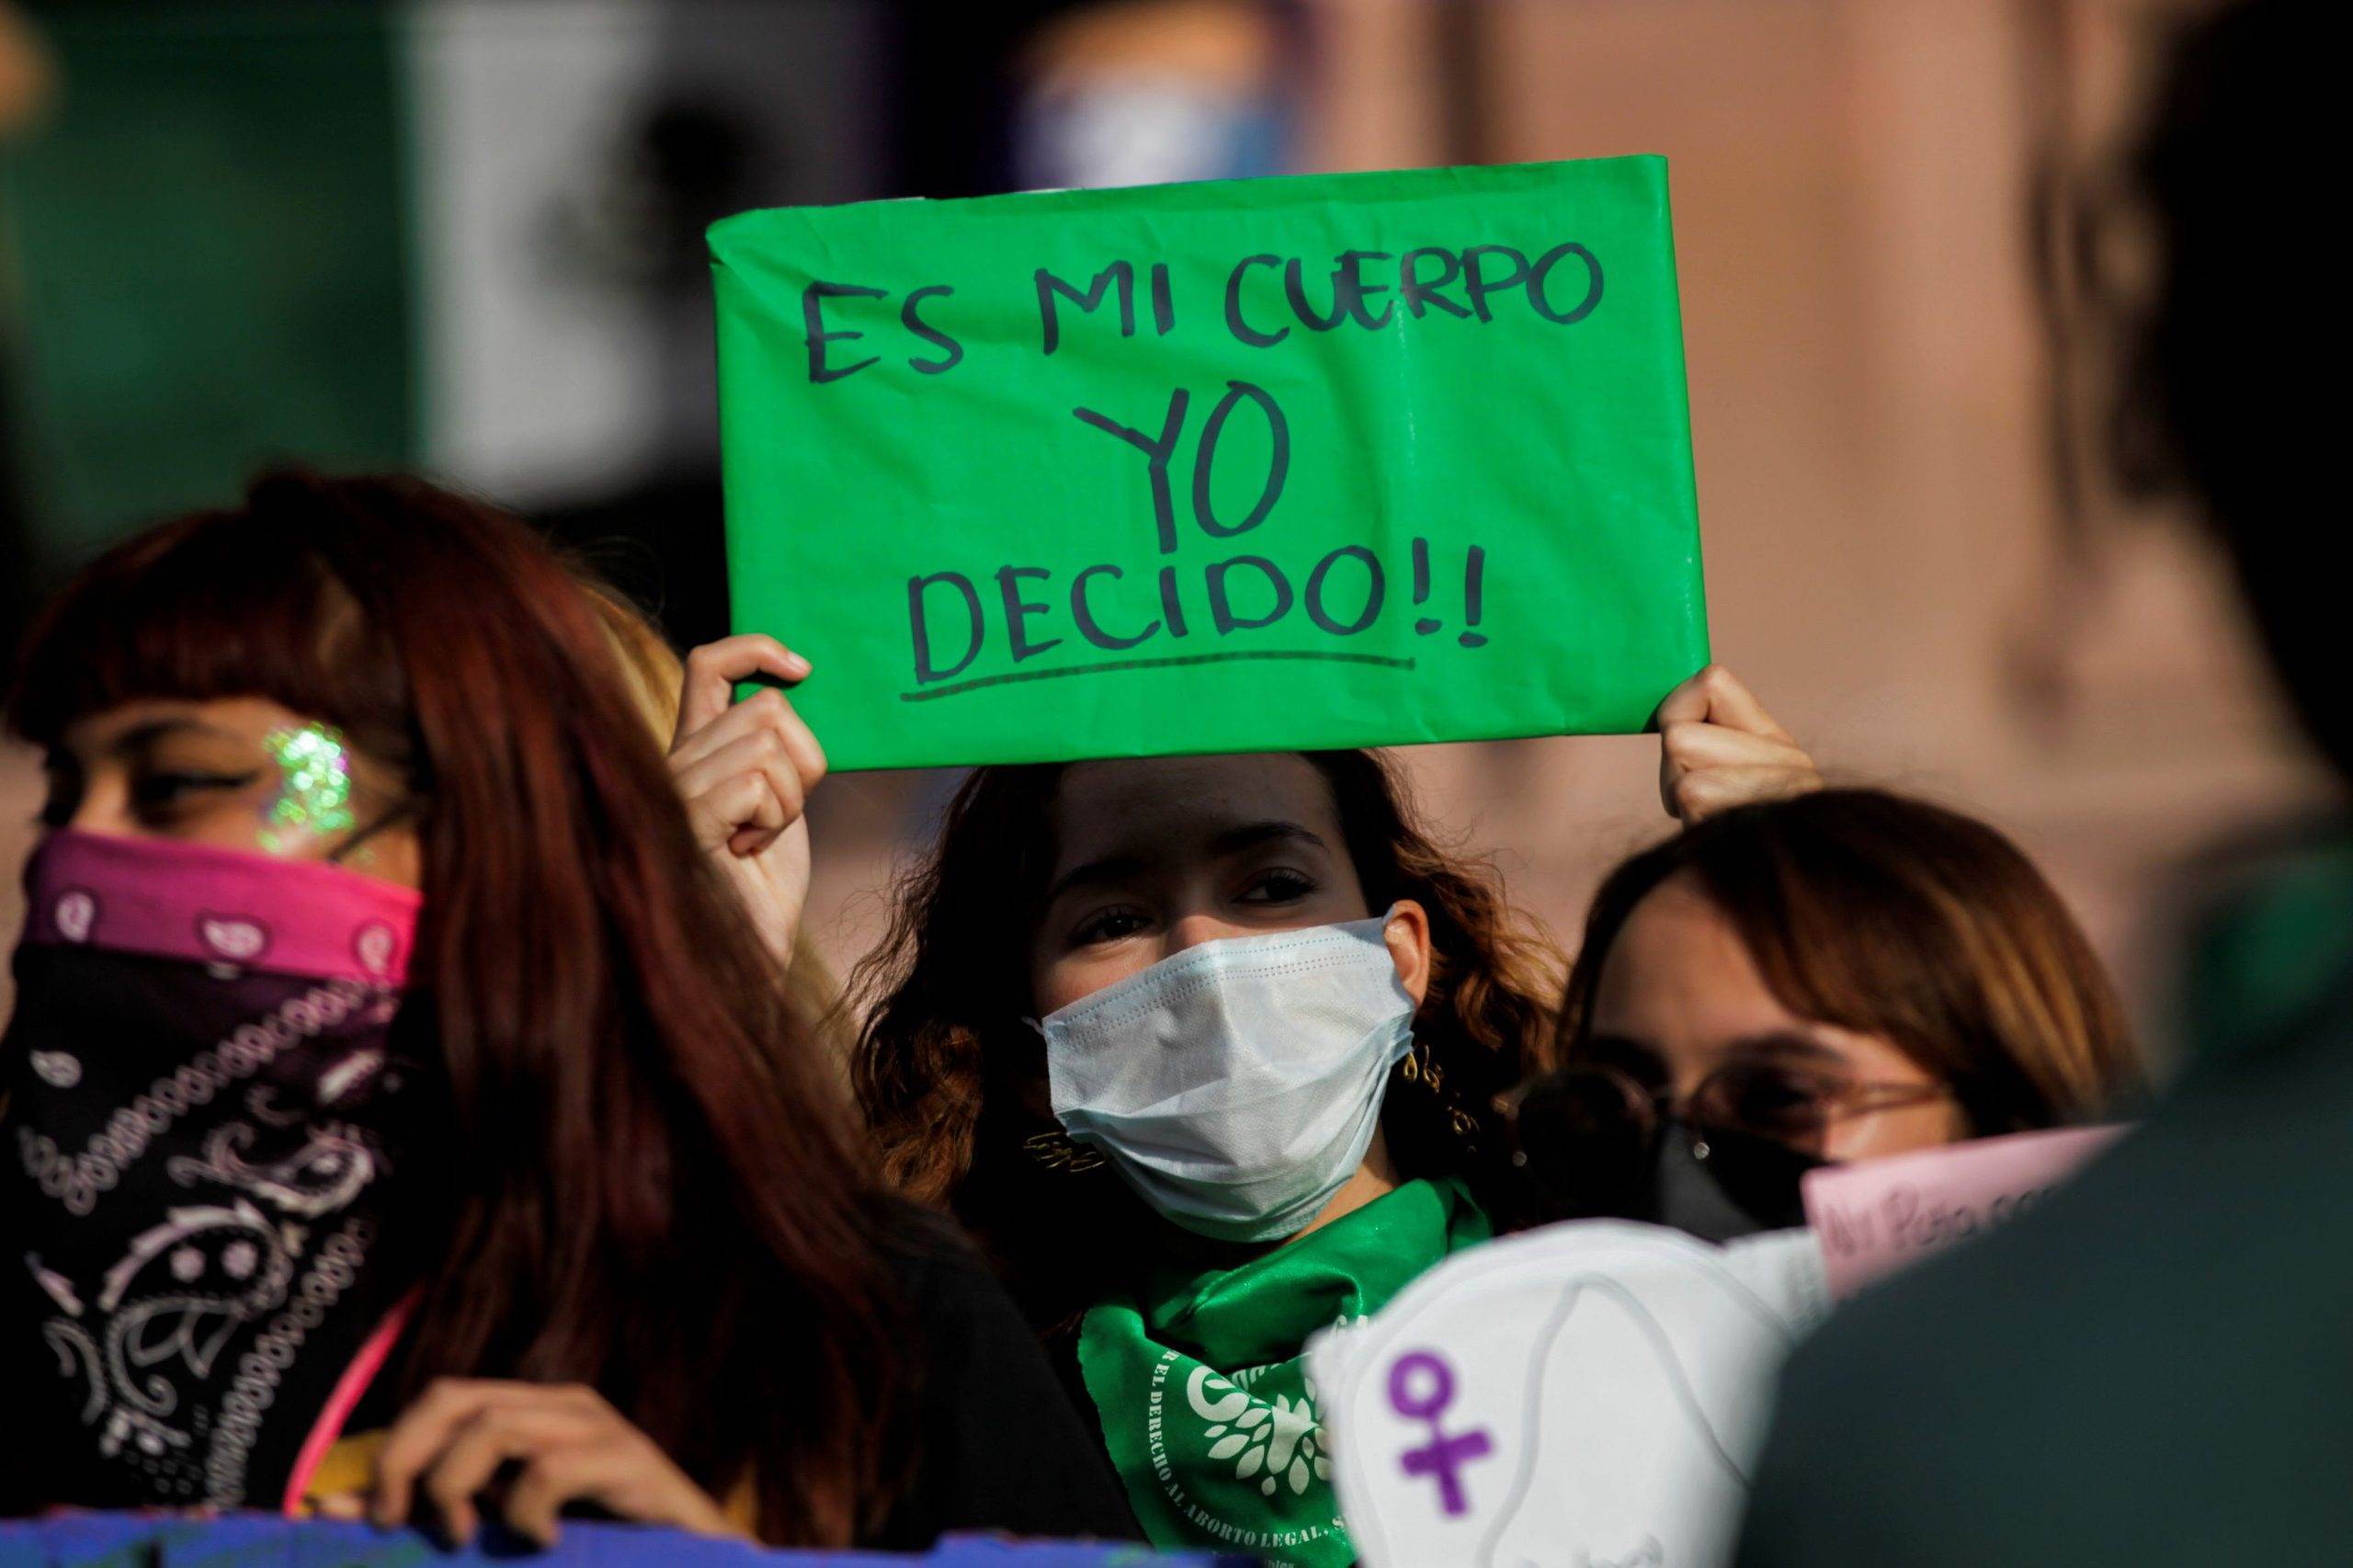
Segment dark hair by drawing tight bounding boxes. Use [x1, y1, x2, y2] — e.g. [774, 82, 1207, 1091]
[850, 750, 1563, 1332]
[2112, 0, 2330, 767]
[1557, 790, 2141, 1134]
[7, 471, 904, 1546]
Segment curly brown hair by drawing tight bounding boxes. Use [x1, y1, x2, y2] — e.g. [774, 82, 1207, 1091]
[850, 749, 1563, 1333]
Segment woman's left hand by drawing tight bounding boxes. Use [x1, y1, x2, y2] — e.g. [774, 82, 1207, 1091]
[1654, 665, 1822, 823]
[316, 1377, 746, 1549]
[668, 634, 824, 970]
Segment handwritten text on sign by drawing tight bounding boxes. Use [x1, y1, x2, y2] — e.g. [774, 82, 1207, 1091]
[804, 244, 1597, 697]
[1801, 1126, 2128, 1300]
[711, 159, 1709, 770]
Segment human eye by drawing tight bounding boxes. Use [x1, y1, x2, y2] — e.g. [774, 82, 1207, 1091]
[1583, 1034, 1668, 1092]
[129, 765, 261, 822]
[1736, 1040, 1849, 1098]
[1702, 1056, 1846, 1143]
[1233, 867, 1317, 905]
[1070, 905, 1151, 947]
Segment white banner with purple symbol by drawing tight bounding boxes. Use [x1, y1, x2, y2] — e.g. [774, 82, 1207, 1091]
[1309, 1222, 1830, 1568]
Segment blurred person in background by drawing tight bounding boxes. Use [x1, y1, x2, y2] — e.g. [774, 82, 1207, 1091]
[1011, 0, 1293, 190]
[0, 472, 1135, 1550]
[1735, 2, 2347, 1561]
[1516, 789, 2142, 1242]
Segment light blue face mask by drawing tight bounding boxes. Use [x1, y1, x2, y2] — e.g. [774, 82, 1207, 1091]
[1037, 911, 1416, 1244]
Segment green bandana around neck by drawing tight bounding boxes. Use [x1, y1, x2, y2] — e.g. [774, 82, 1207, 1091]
[1077, 1176, 1492, 1566]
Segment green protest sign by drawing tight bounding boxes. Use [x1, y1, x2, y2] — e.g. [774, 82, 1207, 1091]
[710, 156, 1708, 771]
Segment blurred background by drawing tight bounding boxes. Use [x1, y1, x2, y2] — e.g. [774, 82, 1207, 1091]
[0, 0, 2328, 1063]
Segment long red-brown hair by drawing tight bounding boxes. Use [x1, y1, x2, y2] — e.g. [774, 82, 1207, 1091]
[6, 472, 903, 1546]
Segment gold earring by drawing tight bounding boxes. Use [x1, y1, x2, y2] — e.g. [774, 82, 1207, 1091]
[1402, 1039, 1449, 1096]
[1403, 1041, 1483, 1151]
[1022, 1130, 1107, 1174]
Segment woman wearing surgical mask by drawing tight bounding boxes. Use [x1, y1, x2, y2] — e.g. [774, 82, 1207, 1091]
[844, 752, 1547, 1566]
[0, 472, 1134, 1549]
[1513, 790, 2144, 1242]
[822, 674, 1816, 1567]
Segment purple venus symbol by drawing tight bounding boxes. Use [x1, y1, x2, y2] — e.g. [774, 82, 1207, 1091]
[1387, 1349, 1494, 1517]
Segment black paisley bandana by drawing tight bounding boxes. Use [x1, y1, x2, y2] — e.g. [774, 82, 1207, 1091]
[1, 830, 437, 1513]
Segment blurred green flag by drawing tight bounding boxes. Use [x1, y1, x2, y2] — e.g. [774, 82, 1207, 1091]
[2, 4, 415, 578]
[710, 157, 1710, 771]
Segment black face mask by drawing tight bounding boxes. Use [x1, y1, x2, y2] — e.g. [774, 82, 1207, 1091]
[1635, 1118, 1825, 1244]
[0, 830, 437, 1513]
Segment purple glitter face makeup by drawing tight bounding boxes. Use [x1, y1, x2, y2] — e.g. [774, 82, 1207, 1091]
[259, 723, 356, 851]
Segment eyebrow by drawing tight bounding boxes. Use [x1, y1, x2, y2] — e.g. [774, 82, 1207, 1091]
[1042, 819, 1331, 906]
[1042, 853, 1146, 907]
[1580, 1029, 1841, 1064]
[1722, 1030, 1844, 1063]
[109, 717, 245, 756]
[1208, 819, 1327, 857]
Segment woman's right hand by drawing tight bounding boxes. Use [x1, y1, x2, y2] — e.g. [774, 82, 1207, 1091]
[318, 1377, 745, 1548]
[669, 635, 824, 970]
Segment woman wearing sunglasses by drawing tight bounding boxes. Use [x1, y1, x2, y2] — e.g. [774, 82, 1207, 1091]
[1512, 789, 2144, 1240]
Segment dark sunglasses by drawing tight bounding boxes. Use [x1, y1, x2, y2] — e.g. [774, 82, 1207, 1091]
[1495, 1058, 1951, 1215]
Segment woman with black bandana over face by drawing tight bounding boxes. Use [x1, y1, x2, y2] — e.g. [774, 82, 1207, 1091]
[0, 471, 1137, 1551]
[1510, 789, 2145, 1240]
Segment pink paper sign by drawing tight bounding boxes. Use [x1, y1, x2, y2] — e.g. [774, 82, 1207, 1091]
[1802, 1125, 2129, 1300]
